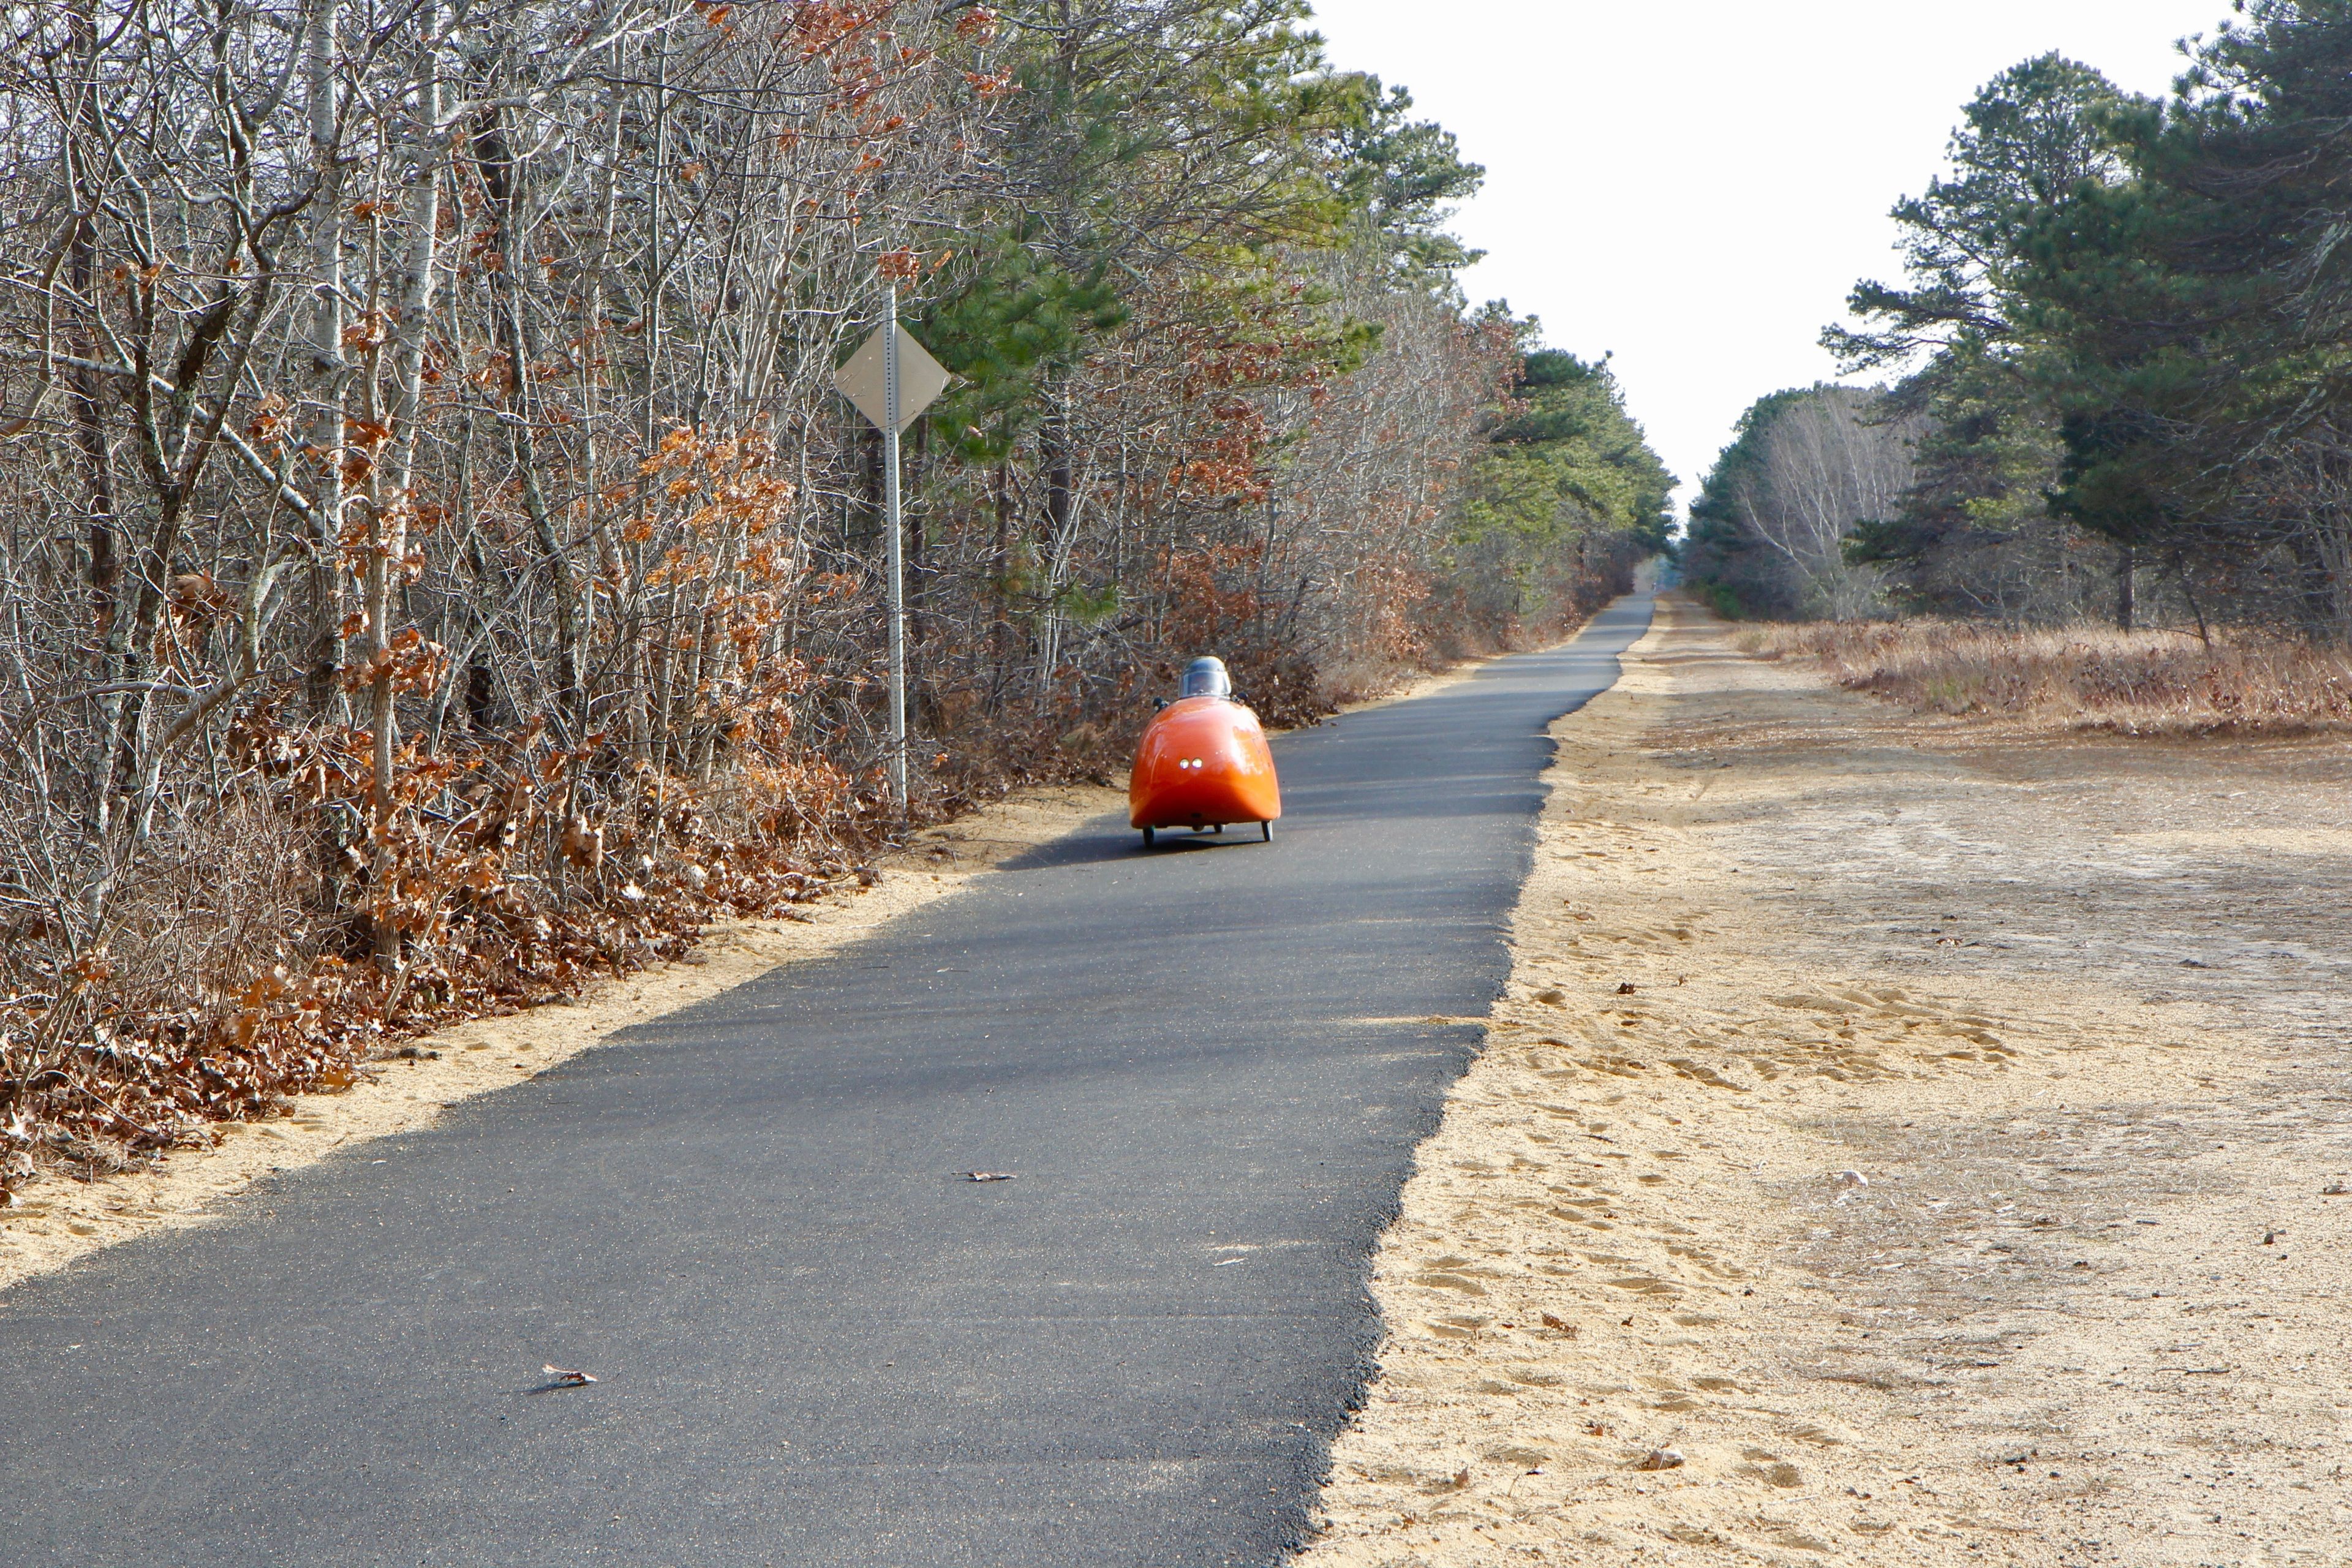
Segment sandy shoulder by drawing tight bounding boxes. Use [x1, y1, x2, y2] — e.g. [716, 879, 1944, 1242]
[0, 782, 1125, 1295]
[1302, 595, 2352, 1566]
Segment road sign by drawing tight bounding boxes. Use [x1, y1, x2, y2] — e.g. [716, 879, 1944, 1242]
[834, 323, 949, 434]
[832, 293, 950, 815]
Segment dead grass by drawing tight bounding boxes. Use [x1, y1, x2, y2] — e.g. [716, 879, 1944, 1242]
[1740, 619, 2352, 734]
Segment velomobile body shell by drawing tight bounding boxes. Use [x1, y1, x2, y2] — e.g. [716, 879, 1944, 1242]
[1128, 695, 1282, 830]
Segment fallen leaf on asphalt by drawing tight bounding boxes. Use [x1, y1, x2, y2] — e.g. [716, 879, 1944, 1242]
[962, 1171, 1016, 1182]
[543, 1364, 597, 1385]
[1832, 1169, 1868, 1188]
[2323, 1183, 2348, 1196]
[1615, 982, 1637, 995]
[1635, 1446, 1685, 1471]
[1540, 1312, 1578, 1337]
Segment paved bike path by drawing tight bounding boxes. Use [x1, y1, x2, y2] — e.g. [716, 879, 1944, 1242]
[0, 595, 1653, 1567]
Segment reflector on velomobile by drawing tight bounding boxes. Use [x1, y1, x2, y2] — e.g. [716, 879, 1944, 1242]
[1128, 657, 1281, 848]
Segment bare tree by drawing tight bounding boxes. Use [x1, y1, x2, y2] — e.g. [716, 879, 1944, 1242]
[1730, 387, 1917, 621]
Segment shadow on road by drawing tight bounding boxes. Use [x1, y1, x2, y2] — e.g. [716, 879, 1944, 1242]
[1000, 823, 1264, 871]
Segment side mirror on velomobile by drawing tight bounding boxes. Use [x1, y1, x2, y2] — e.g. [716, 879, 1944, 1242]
[1128, 656, 1282, 848]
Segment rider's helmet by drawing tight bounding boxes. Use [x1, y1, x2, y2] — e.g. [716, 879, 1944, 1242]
[1179, 656, 1233, 701]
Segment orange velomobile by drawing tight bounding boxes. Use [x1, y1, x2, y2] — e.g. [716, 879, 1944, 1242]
[1129, 657, 1281, 848]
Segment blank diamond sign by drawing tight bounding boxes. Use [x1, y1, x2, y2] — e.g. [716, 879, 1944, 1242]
[834, 323, 949, 432]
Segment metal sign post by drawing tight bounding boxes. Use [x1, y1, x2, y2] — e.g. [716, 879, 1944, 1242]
[832, 290, 949, 816]
[881, 285, 906, 812]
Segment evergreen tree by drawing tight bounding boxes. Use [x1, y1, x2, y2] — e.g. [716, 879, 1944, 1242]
[1449, 333, 1673, 636]
[1826, 55, 2134, 622]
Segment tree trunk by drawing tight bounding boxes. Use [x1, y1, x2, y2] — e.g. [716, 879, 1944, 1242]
[64, 0, 124, 840]
[367, 8, 447, 972]
[473, 105, 584, 737]
[302, 0, 348, 721]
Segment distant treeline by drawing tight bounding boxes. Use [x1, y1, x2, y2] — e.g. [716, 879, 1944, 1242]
[1689, 1, 2352, 639]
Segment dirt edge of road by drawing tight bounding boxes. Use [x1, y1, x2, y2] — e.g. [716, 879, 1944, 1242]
[0, 782, 1125, 1294]
[1300, 593, 2352, 1566]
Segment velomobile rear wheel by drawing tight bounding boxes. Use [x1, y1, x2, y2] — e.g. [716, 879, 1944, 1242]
[1142, 826, 1156, 848]
[1261, 820, 1272, 842]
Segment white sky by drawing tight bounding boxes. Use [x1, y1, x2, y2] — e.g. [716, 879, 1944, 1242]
[1306, 0, 2241, 511]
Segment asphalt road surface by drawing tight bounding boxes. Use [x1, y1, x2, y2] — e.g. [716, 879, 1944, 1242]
[0, 594, 1653, 1568]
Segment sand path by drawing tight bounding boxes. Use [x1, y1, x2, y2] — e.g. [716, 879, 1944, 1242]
[1303, 595, 2352, 1566]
